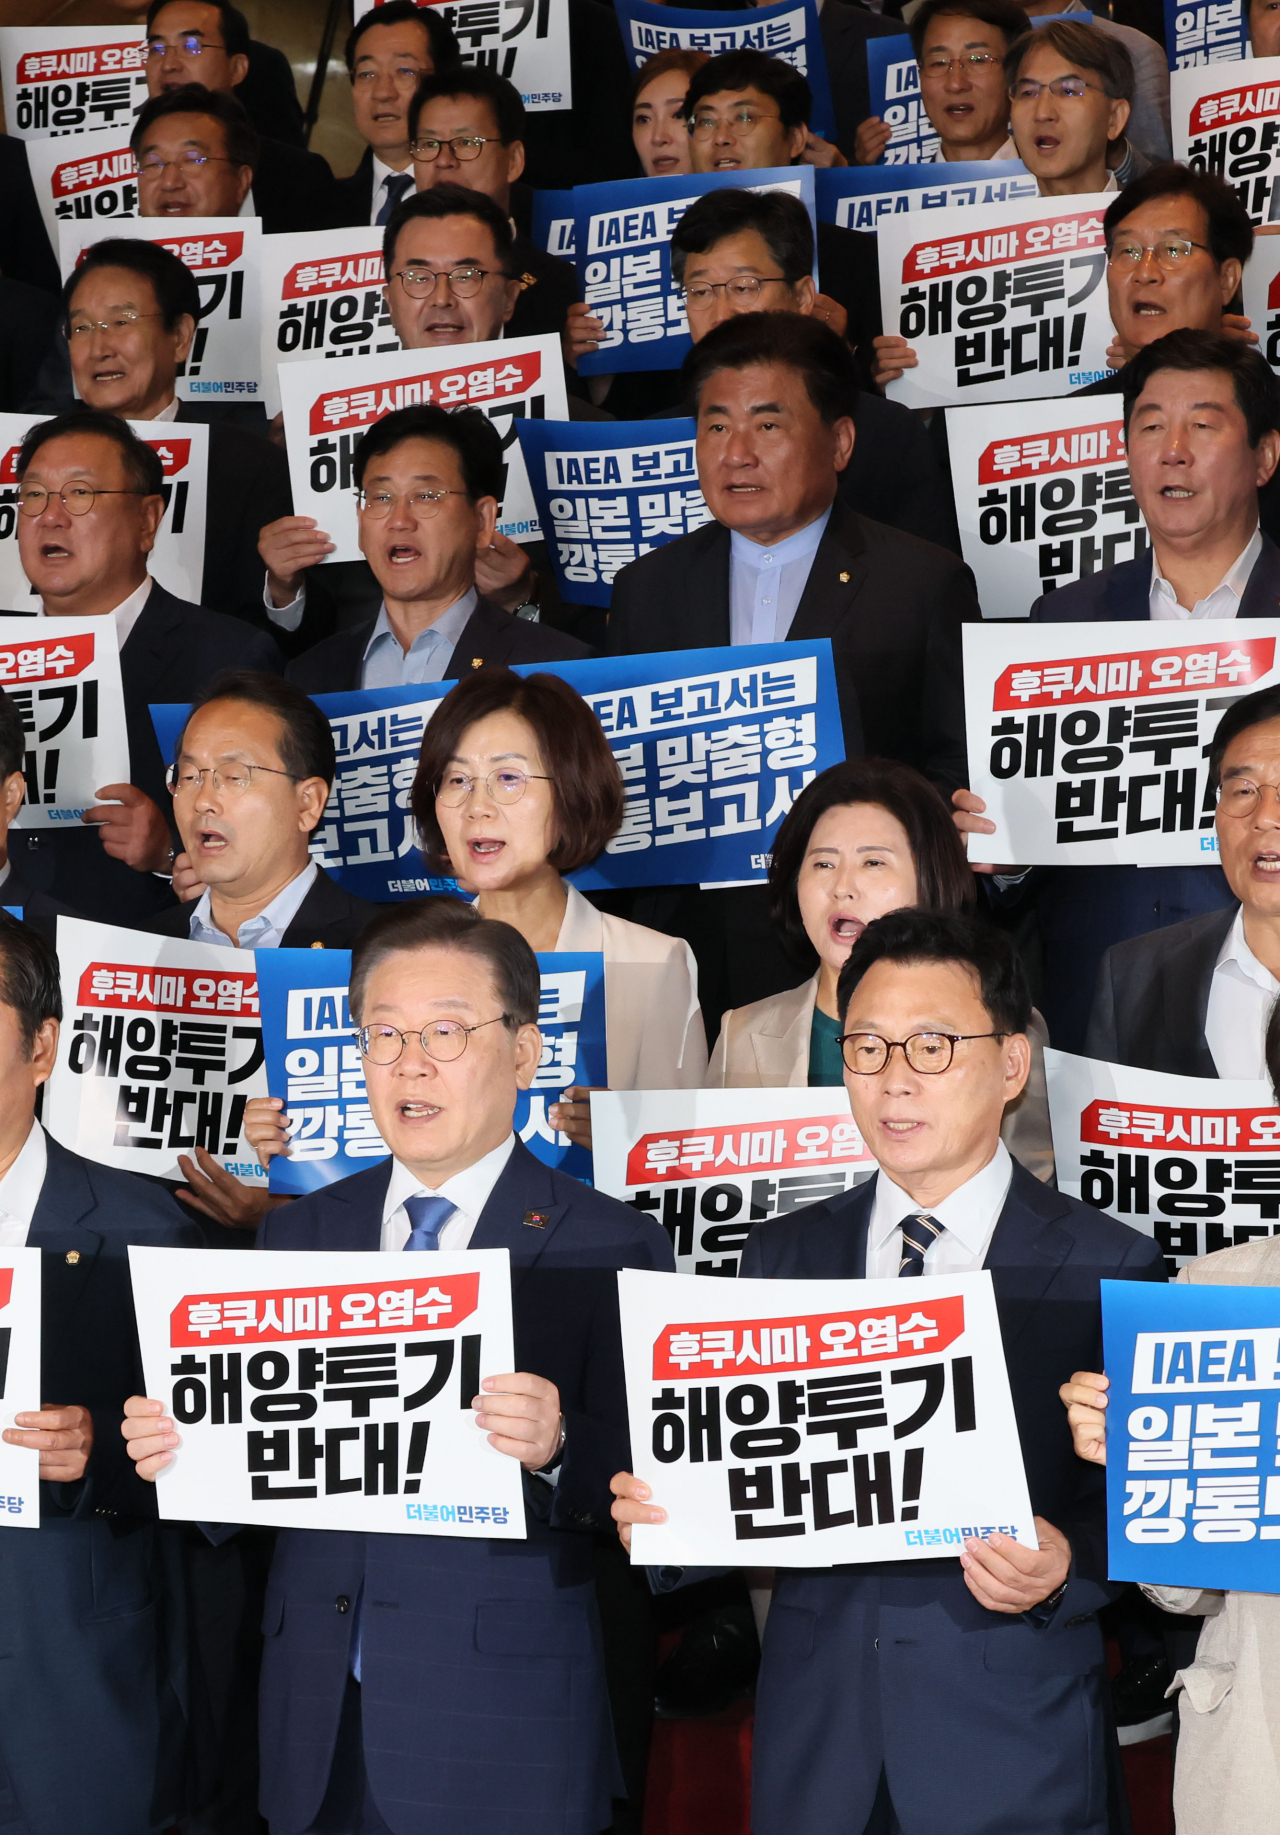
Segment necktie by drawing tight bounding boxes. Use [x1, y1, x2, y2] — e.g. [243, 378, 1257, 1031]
[404, 1192, 454, 1250]
[376, 171, 413, 225]
[898, 1211, 943, 1277]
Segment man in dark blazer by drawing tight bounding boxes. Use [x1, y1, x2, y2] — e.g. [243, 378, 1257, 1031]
[0, 691, 85, 940]
[0, 135, 59, 295]
[124, 896, 674, 1835]
[0, 281, 58, 417]
[613, 909, 1165, 1835]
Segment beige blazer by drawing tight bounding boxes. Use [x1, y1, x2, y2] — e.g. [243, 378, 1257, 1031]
[1141, 1236, 1280, 1835]
[704, 972, 1055, 1183]
[555, 882, 708, 1090]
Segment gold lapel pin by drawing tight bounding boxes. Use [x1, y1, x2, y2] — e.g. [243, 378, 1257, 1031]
[310, 941, 325, 949]
[65, 1250, 80, 1265]
[472, 658, 484, 669]
[839, 570, 851, 583]
[522, 1210, 549, 1229]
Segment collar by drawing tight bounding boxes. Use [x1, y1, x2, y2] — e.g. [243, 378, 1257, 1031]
[868, 1139, 1014, 1260]
[1151, 527, 1261, 612]
[363, 587, 478, 660]
[189, 860, 318, 949]
[0, 860, 12, 893]
[554, 880, 603, 951]
[383, 1133, 517, 1227]
[1215, 903, 1279, 995]
[0, 1119, 47, 1233]
[728, 504, 832, 574]
[373, 152, 411, 192]
[38, 575, 152, 651]
[152, 398, 181, 422]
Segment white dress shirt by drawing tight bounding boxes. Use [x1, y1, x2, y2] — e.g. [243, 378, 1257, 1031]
[728, 507, 831, 648]
[1150, 528, 1261, 621]
[379, 1134, 516, 1251]
[36, 575, 152, 651]
[360, 590, 478, 688]
[0, 1120, 47, 1249]
[187, 861, 318, 949]
[1204, 905, 1277, 1080]
[865, 1140, 1013, 1280]
[152, 398, 181, 423]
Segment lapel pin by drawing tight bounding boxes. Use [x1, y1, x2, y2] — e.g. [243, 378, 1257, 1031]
[522, 1210, 549, 1229]
[839, 570, 851, 583]
[65, 1250, 80, 1265]
[310, 941, 325, 949]
[471, 658, 484, 669]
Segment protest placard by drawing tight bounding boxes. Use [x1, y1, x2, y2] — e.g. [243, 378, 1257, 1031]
[278, 336, 564, 555]
[573, 167, 815, 377]
[516, 418, 708, 606]
[1164, 0, 1250, 68]
[0, 25, 147, 140]
[0, 1252, 42, 1529]
[592, 1087, 875, 1275]
[1243, 218, 1280, 369]
[1102, 1276, 1280, 1588]
[946, 395, 1140, 621]
[1047, 1049, 1280, 1271]
[612, 0, 833, 136]
[962, 618, 1280, 866]
[351, 0, 572, 111]
[59, 218, 262, 404]
[255, 947, 606, 1193]
[1173, 55, 1280, 221]
[866, 34, 939, 164]
[620, 1266, 1035, 1565]
[530, 188, 574, 260]
[815, 162, 1036, 234]
[27, 124, 138, 251]
[0, 617, 129, 829]
[258, 226, 399, 418]
[878, 191, 1116, 410]
[130, 1244, 525, 1534]
[43, 919, 269, 1186]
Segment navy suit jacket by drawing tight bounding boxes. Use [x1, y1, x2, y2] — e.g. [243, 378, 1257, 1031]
[141, 864, 377, 952]
[1030, 531, 1280, 621]
[255, 1141, 672, 1835]
[1086, 903, 1235, 1077]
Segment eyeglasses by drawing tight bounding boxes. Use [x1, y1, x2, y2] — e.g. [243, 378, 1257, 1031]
[435, 768, 552, 806]
[358, 1015, 510, 1064]
[390, 264, 494, 298]
[136, 152, 240, 177]
[145, 34, 224, 56]
[689, 106, 782, 139]
[1010, 75, 1106, 101]
[353, 63, 428, 87]
[67, 310, 165, 341]
[1108, 236, 1211, 270]
[16, 485, 148, 517]
[356, 486, 469, 518]
[835, 1031, 1009, 1075]
[410, 134, 499, 161]
[1215, 779, 1280, 818]
[682, 276, 791, 308]
[166, 763, 299, 796]
[922, 51, 1002, 75]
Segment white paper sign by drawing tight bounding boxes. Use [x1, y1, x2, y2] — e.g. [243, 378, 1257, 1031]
[592, 1087, 875, 1276]
[879, 192, 1116, 410]
[1173, 56, 1280, 223]
[947, 395, 1144, 621]
[259, 226, 401, 418]
[963, 618, 1280, 865]
[0, 1251, 42, 1529]
[44, 919, 269, 1185]
[1244, 222, 1280, 372]
[621, 1266, 1035, 1567]
[0, 618, 128, 828]
[130, 1244, 526, 1535]
[0, 26, 147, 141]
[351, 0, 573, 112]
[27, 121, 138, 253]
[1047, 1049, 1280, 1270]
[59, 218, 263, 405]
[278, 335, 566, 557]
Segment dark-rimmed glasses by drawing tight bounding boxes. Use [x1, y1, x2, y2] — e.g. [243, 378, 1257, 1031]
[410, 134, 499, 161]
[390, 265, 494, 298]
[836, 1031, 1009, 1074]
[359, 1015, 510, 1063]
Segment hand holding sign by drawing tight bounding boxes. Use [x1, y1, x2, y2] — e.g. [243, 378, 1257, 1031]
[959, 1518, 1071, 1612]
[4, 1404, 93, 1483]
[474, 1373, 563, 1470]
[121, 1393, 178, 1482]
[950, 788, 1020, 877]
[1059, 1369, 1109, 1465]
[84, 783, 172, 871]
[611, 1468, 665, 1551]
[258, 515, 335, 608]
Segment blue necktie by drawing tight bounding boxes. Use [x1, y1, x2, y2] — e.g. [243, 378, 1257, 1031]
[898, 1212, 943, 1276]
[376, 171, 413, 225]
[404, 1192, 454, 1250]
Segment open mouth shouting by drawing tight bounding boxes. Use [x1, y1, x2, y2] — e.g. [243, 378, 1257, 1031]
[194, 824, 231, 860]
[385, 538, 424, 567]
[1251, 849, 1280, 879]
[829, 914, 865, 947]
[396, 1098, 442, 1126]
[466, 837, 505, 865]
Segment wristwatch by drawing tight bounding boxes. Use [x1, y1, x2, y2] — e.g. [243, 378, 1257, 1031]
[512, 572, 541, 621]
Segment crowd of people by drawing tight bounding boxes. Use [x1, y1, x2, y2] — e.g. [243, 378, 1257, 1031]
[0, 0, 1277, 1831]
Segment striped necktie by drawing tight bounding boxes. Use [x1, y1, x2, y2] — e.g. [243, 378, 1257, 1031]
[404, 1193, 454, 1250]
[898, 1211, 943, 1276]
[376, 170, 413, 225]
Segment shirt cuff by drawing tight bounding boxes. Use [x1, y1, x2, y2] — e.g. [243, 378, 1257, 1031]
[992, 870, 1032, 889]
[263, 572, 305, 633]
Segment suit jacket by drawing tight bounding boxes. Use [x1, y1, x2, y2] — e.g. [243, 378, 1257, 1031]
[236, 41, 308, 150]
[0, 280, 58, 415]
[820, 0, 907, 160]
[170, 405, 294, 632]
[816, 220, 882, 386]
[324, 146, 378, 230]
[1030, 532, 1280, 622]
[0, 135, 59, 295]
[518, 0, 638, 190]
[508, 231, 578, 342]
[256, 1140, 673, 1835]
[0, 861, 84, 942]
[140, 863, 378, 951]
[0, 1131, 200, 1835]
[250, 136, 336, 237]
[740, 1161, 1165, 1835]
[608, 497, 977, 788]
[1085, 903, 1234, 1076]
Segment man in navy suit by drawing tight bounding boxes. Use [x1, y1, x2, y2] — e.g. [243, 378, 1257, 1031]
[125, 895, 673, 1835]
[613, 909, 1164, 1834]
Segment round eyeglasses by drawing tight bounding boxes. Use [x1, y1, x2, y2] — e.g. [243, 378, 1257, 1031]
[359, 1015, 510, 1063]
[689, 106, 782, 139]
[167, 763, 299, 796]
[435, 768, 552, 806]
[390, 265, 494, 299]
[16, 485, 148, 517]
[1215, 779, 1280, 819]
[410, 134, 498, 161]
[356, 486, 469, 519]
[681, 276, 790, 309]
[67, 310, 165, 341]
[1107, 237, 1210, 270]
[835, 1031, 1009, 1075]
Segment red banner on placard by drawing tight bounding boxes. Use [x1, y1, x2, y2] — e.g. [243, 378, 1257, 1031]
[653, 1295, 966, 1378]
[308, 351, 542, 433]
[992, 637, 1275, 710]
[153, 232, 243, 271]
[1081, 1099, 1280, 1150]
[170, 1272, 480, 1345]
[901, 211, 1105, 281]
[0, 634, 95, 686]
[625, 1116, 871, 1184]
[0, 1271, 15, 1312]
[282, 253, 384, 298]
[77, 963, 259, 1017]
[978, 421, 1124, 484]
[53, 147, 135, 198]
[143, 438, 191, 476]
[1190, 82, 1280, 132]
[17, 42, 144, 81]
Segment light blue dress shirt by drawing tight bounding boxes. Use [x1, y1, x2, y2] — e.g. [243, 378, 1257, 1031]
[728, 506, 831, 648]
[360, 589, 478, 689]
[187, 862, 318, 949]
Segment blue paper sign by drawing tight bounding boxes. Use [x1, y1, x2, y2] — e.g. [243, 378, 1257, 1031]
[611, 0, 835, 139]
[815, 161, 1034, 233]
[1102, 1277, 1280, 1593]
[573, 165, 815, 375]
[866, 34, 938, 164]
[516, 418, 706, 606]
[1164, 0, 1248, 69]
[531, 188, 576, 259]
[256, 947, 607, 1194]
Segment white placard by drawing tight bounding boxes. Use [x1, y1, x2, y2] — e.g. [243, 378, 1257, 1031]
[1047, 1048, 1280, 1270]
[44, 919, 269, 1185]
[59, 218, 263, 405]
[27, 121, 138, 254]
[351, 0, 573, 112]
[129, 1244, 526, 1535]
[592, 1087, 875, 1276]
[1173, 57, 1280, 223]
[0, 617, 129, 828]
[878, 192, 1116, 410]
[278, 335, 566, 557]
[620, 1266, 1035, 1567]
[0, 1251, 42, 1529]
[258, 226, 400, 420]
[962, 618, 1280, 865]
[1243, 222, 1280, 373]
[947, 395, 1144, 621]
[0, 25, 146, 141]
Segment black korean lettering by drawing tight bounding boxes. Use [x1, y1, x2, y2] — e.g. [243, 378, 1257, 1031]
[804, 1372, 887, 1449]
[653, 1187, 694, 1258]
[1153, 1157, 1224, 1223]
[247, 1349, 317, 1422]
[749, 1179, 776, 1219]
[951, 1356, 976, 1433]
[1039, 478, 1095, 540]
[310, 436, 338, 491]
[688, 1386, 721, 1462]
[853, 1450, 895, 1525]
[1231, 1162, 1280, 1218]
[402, 1339, 455, 1409]
[956, 328, 1008, 387]
[322, 1425, 361, 1494]
[459, 1333, 481, 1408]
[175, 1021, 229, 1085]
[956, 274, 1004, 331]
[364, 1421, 398, 1495]
[774, 1174, 851, 1213]
[1067, 252, 1106, 306]
[170, 1352, 207, 1423]
[900, 1447, 925, 1522]
[811, 1458, 855, 1530]
[404, 1420, 431, 1494]
[899, 280, 951, 339]
[1154, 1218, 1198, 1260]
[322, 1346, 398, 1417]
[122, 1015, 170, 1081]
[889, 1362, 945, 1436]
[229, 1026, 266, 1084]
[211, 1352, 242, 1424]
[34, 684, 78, 742]
[978, 481, 1035, 545]
[70, 1012, 123, 1078]
[247, 1428, 318, 1500]
[652, 1385, 686, 1463]
[1054, 775, 1124, 843]
[1080, 1148, 1115, 1210]
[1119, 1152, 1150, 1214]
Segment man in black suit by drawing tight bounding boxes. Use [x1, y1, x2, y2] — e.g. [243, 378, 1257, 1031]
[0, 280, 58, 417]
[0, 692, 84, 939]
[0, 136, 59, 295]
[612, 909, 1165, 1835]
[124, 895, 674, 1835]
[0, 913, 202, 1835]
[132, 80, 327, 237]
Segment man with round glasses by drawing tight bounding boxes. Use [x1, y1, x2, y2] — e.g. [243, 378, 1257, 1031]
[854, 0, 1027, 168]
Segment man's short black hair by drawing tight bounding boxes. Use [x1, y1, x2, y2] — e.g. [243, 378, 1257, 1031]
[349, 896, 540, 1030]
[1122, 328, 1280, 448]
[1208, 684, 1280, 787]
[352, 404, 504, 502]
[1005, 19, 1134, 100]
[145, 0, 251, 60]
[682, 311, 858, 425]
[1104, 162, 1254, 270]
[131, 82, 260, 171]
[0, 914, 61, 1055]
[0, 693, 24, 782]
[16, 408, 163, 497]
[177, 669, 338, 789]
[671, 188, 813, 288]
[63, 237, 201, 333]
[382, 182, 516, 282]
[683, 49, 812, 132]
[908, 0, 1028, 60]
[836, 908, 1032, 1035]
[408, 66, 526, 147]
[344, 0, 460, 78]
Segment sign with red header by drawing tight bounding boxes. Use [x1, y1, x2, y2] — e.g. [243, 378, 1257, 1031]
[1174, 56, 1280, 222]
[351, 0, 573, 114]
[977, 419, 1124, 485]
[0, 612, 128, 830]
[259, 225, 400, 417]
[653, 1295, 967, 1379]
[170, 1272, 481, 1346]
[991, 637, 1273, 710]
[77, 962, 259, 1018]
[0, 1250, 43, 1528]
[26, 126, 137, 246]
[0, 26, 148, 141]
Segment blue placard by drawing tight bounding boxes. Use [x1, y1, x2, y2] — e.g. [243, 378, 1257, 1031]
[866, 34, 938, 164]
[573, 165, 816, 375]
[516, 418, 703, 607]
[530, 188, 576, 260]
[2, 908, 20, 920]
[256, 947, 607, 1194]
[815, 161, 1035, 232]
[612, 0, 835, 140]
[1164, 0, 1248, 69]
[1102, 1277, 1280, 1593]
